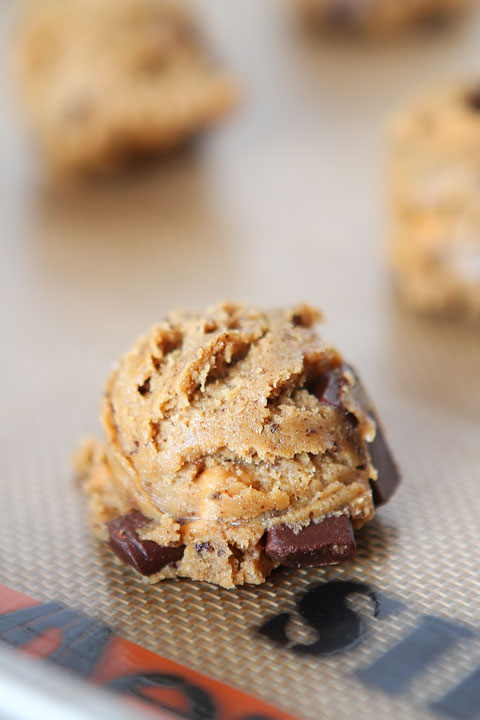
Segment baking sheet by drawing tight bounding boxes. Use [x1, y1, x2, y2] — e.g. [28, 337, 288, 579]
[1, 2, 480, 719]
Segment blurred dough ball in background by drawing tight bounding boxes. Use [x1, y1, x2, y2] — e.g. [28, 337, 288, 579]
[12, 0, 238, 175]
[292, 0, 476, 36]
[389, 82, 480, 317]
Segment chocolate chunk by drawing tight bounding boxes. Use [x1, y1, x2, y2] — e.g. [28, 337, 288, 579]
[314, 364, 401, 508]
[344, 366, 401, 507]
[368, 418, 401, 507]
[107, 510, 184, 576]
[346, 368, 401, 506]
[311, 367, 345, 408]
[265, 516, 356, 567]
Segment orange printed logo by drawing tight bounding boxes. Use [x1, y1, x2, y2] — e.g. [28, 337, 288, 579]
[0, 583, 297, 720]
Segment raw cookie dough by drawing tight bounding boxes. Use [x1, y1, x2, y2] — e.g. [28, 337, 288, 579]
[390, 84, 480, 316]
[14, 0, 237, 173]
[75, 303, 399, 589]
[293, 0, 472, 35]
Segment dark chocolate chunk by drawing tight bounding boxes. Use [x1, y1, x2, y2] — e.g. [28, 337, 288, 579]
[368, 418, 401, 507]
[344, 367, 401, 507]
[265, 516, 356, 567]
[107, 510, 184, 576]
[345, 367, 401, 506]
[313, 363, 401, 508]
[311, 367, 345, 408]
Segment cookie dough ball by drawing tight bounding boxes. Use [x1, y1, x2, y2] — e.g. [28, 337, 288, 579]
[293, 0, 472, 36]
[75, 303, 400, 589]
[389, 84, 480, 317]
[14, 0, 237, 173]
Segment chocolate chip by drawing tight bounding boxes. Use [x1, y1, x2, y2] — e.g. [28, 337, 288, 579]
[195, 542, 213, 555]
[107, 510, 184, 576]
[228, 544, 244, 567]
[265, 516, 356, 567]
[137, 377, 151, 396]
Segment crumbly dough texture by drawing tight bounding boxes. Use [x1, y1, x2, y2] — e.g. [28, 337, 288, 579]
[389, 84, 480, 316]
[75, 303, 378, 588]
[14, 0, 236, 173]
[294, 0, 472, 35]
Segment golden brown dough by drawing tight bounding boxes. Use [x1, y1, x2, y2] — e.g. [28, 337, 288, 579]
[389, 83, 480, 316]
[13, 0, 237, 173]
[75, 303, 381, 588]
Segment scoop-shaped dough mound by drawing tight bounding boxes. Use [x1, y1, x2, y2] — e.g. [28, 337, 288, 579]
[14, 0, 237, 172]
[76, 303, 380, 588]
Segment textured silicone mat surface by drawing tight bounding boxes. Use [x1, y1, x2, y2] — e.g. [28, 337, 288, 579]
[1, 2, 480, 719]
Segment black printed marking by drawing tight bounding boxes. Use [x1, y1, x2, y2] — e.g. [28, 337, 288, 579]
[0, 603, 78, 647]
[0, 603, 65, 636]
[0, 602, 112, 677]
[356, 615, 474, 696]
[372, 592, 403, 620]
[258, 580, 400, 656]
[294, 581, 377, 655]
[257, 613, 291, 647]
[109, 672, 217, 720]
[47, 617, 113, 676]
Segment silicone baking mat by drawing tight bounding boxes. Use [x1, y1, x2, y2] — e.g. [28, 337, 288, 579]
[1, 2, 480, 719]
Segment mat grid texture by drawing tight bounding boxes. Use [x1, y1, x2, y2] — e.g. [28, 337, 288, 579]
[2, 1, 480, 718]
